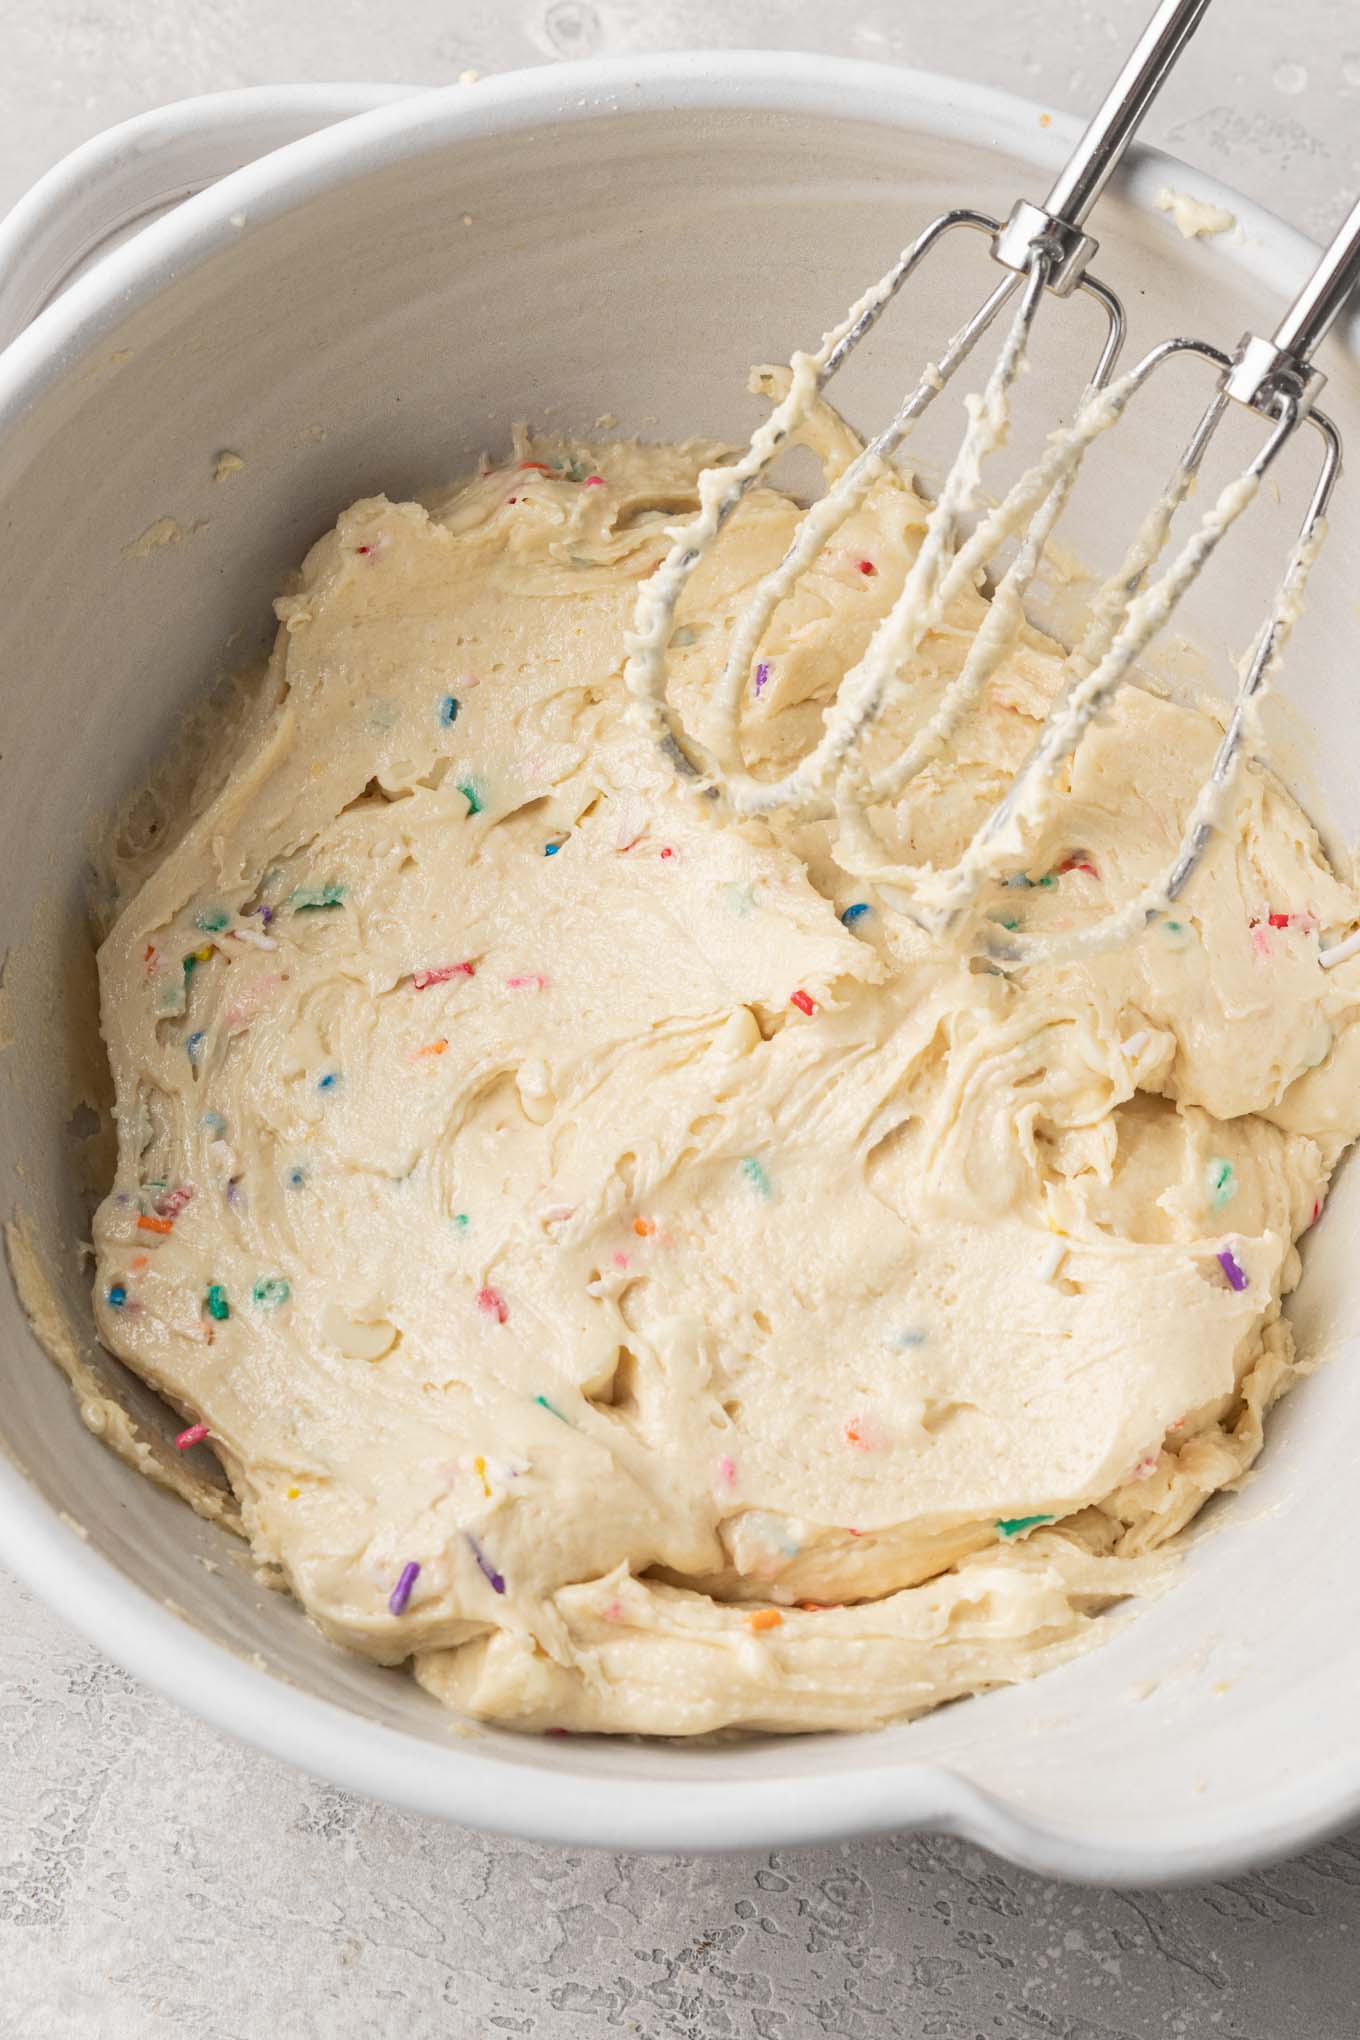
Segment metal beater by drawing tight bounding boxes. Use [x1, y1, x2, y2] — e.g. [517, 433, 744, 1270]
[624, 0, 1360, 964]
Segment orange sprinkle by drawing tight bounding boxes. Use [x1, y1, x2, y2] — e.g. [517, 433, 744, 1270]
[473, 1453, 491, 1497]
[844, 1419, 865, 1447]
[1039, 111, 1052, 127]
[137, 1215, 174, 1235]
[415, 1037, 449, 1058]
[632, 1216, 656, 1238]
[518, 460, 553, 472]
[129, 1254, 149, 1273]
[797, 1600, 840, 1612]
[747, 1608, 783, 1633]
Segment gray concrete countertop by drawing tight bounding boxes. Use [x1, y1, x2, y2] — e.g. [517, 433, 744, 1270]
[3, 4, 1360, 2034]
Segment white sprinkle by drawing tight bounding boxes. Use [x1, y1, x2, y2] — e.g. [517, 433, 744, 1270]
[1036, 1239, 1067, 1284]
[1120, 1029, 1150, 1060]
[1319, 927, 1360, 970]
[230, 926, 278, 950]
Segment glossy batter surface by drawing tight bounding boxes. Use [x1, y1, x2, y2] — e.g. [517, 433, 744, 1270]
[90, 415, 1360, 1734]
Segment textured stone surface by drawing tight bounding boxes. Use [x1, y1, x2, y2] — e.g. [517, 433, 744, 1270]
[4, 3, 1360, 2033]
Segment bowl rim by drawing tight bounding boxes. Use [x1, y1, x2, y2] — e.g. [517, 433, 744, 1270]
[1, 48, 1356, 1885]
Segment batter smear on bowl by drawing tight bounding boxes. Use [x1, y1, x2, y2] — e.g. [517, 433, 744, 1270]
[90, 407, 1360, 1734]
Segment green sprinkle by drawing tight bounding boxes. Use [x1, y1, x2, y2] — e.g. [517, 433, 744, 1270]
[995, 1514, 1055, 1539]
[291, 883, 346, 912]
[457, 778, 485, 818]
[534, 1393, 571, 1424]
[194, 907, 230, 933]
[452, 1212, 470, 1231]
[1205, 1158, 1237, 1211]
[205, 1283, 230, 1322]
[741, 1156, 772, 1200]
[251, 1277, 291, 1309]
[989, 912, 1022, 932]
[1036, 875, 1057, 890]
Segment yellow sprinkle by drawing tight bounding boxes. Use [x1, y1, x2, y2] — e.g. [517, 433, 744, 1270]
[286, 1486, 300, 1500]
[474, 1454, 490, 1497]
[191, 943, 214, 963]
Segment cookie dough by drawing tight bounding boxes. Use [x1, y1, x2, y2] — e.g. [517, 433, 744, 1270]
[89, 409, 1360, 1734]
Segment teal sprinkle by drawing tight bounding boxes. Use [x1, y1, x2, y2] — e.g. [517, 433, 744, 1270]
[291, 883, 346, 912]
[194, 907, 230, 933]
[452, 1213, 470, 1231]
[995, 1514, 1055, 1539]
[251, 1277, 291, 1309]
[544, 841, 562, 856]
[205, 1283, 230, 1322]
[439, 695, 459, 726]
[458, 778, 485, 818]
[201, 1112, 226, 1133]
[186, 1030, 206, 1062]
[1036, 874, 1057, 890]
[841, 902, 870, 925]
[534, 1393, 571, 1424]
[107, 1284, 127, 1308]
[741, 1156, 772, 1200]
[182, 954, 199, 980]
[989, 912, 1022, 932]
[1205, 1158, 1237, 1210]
[317, 1072, 340, 1092]
[288, 1167, 307, 1189]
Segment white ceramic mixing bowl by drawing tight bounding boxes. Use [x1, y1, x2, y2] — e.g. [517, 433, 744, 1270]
[1, 57, 1358, 1886]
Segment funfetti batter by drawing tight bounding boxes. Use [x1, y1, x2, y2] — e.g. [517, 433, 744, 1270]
[89, 402, 1360, 1736]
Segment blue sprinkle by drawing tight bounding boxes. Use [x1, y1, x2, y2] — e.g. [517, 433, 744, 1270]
[544, 841, 562, 856]
[201, 1112, 226, 1133]
[107, 1285, 127, 1308]
[439, 695, 459, 726]
[841, 902, 870, 926]
[318, 1072, 340, 1092]
[186, 1031, 206, 1063]
[288, 1167, 307, 1188]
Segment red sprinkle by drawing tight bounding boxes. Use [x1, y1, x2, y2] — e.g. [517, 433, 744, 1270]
[412, 962, 476, 990]
[659, 847, 675, 861]
[790, 989, 816, 1016]
[477, 1286, 508, 1323]
[355, 544, 373, 556]
[1059, 858, 1100, 879]
[856, 559, 877, 576]
[175, 1424, 208, 1451]
[1268, 913, 1292, 929]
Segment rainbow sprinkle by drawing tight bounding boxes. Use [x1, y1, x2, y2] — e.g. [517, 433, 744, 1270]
[252, 1276, 291, 1309]
[741, 1157, 772, 1200]
[465, 1531, 506, 1594]
[389, 1560, 421, 1615]
[1217, 1248, 1249, 1293]
[175, 1424, 208, 1451]
[438, 695, 460, 726]
[204, 1283, 230, 1322]
[1205, 1158, 1237, 1211]
[995, 1514, 1054, 1539]
[291, 883, 346, 912]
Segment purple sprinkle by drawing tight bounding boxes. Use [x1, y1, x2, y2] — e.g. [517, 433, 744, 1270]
[754, 662, 770, 697]
[1217, 1248, 1249, 1293]
[388, 1559, 420, 1616]
[465, 1530, 506, 1595]
[256, 904, 275, 926]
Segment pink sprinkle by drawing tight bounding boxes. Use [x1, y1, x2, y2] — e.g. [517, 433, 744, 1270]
[603, 1598, 624, 1621]
[412, 961, 476, 990]
[175, 1424, 208, 1451]
[790, 989, 815, 1016]
[1249, 923, 1272, 959]
[718, 1455, 737, 1489]
[1217, 1248, 1249, 1293]
[154, 1183, 195, 1220]
[477, 1286, 508, 1323]
[583, 475, 606, 487]
[612, 1251, 629, 1269]
[1129, 1453, 1159, 1482]
[506, 974, 547, 991]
